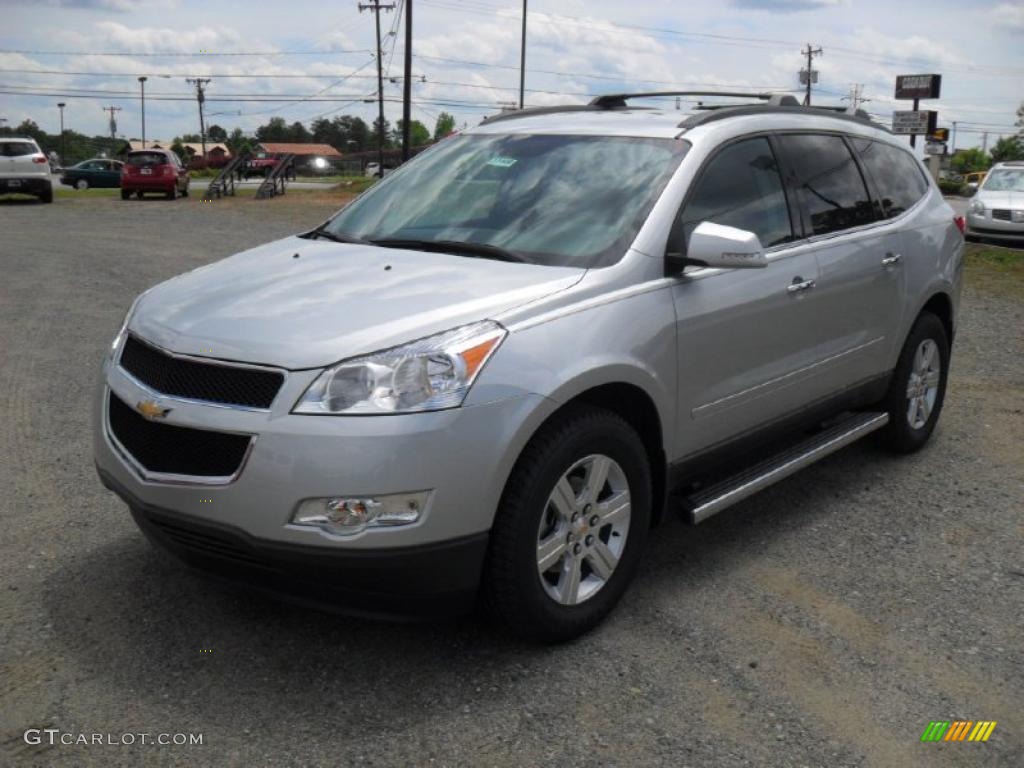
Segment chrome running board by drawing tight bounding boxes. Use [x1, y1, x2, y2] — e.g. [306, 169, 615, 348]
[680, 412, 889, 524]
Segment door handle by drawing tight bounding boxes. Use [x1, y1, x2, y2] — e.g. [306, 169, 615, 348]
[882, 253, 902, 267]
[787, 278, 816, 293]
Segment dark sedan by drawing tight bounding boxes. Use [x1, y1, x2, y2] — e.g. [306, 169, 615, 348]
[60, 159, 124, 190]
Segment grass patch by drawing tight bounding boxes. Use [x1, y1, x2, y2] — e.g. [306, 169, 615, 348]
[963, 243, 1024, 298]
[55, 187, 121, 198]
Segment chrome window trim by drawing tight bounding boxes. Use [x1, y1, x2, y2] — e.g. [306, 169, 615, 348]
[103, 388, 257, 487]
[117, 333, 287, 412]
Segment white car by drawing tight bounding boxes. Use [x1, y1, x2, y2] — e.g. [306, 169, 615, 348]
[966, 162, 1024, 243]
[0, 137, 53, 203]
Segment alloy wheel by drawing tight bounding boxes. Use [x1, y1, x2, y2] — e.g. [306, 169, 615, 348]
[536, 454, 631, 606]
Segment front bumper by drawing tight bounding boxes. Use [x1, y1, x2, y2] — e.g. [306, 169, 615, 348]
[94, 350, 545, 614]
[98, 467, 488, 618]
[965, 212, 1024, 241]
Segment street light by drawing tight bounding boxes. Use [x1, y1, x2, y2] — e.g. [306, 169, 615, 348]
[57, 102, 66, 163]
[138, 76, 147, 149]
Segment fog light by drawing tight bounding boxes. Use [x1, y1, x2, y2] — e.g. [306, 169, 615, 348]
[1012, 210, 1024, 223]
[291, 491, 429, 536]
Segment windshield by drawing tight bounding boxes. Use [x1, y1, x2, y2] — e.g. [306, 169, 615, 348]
[981, 169, 1024, 192]
[323, 133, 688, 268]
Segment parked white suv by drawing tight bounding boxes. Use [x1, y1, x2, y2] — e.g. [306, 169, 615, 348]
[0, 137, 53, 203]
[95, 93, 963, 641]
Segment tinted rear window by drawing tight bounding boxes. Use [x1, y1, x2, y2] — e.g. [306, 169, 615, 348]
[778, 134, 875, 236]
[126, 152, 168, 167]
[852, 139, 929, 218]
[1, 141, 38, 157]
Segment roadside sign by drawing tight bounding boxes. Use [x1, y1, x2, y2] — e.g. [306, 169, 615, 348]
[924, 142, 945, 156]
[930, 128, 949, 142]
[895, 74, 941, 100]
[892, 110, 938, 135]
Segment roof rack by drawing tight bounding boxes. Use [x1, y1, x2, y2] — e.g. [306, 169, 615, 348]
[478, 90, 881, 132]
[677, 103, 882, 132]
[480, 90, 786, 125]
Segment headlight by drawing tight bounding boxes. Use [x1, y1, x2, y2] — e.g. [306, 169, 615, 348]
[293, 320, 507, 415]
[969, 198, 985, 214]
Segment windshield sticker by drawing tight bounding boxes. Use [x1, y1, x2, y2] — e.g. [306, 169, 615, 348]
[487, 156, 517, 168]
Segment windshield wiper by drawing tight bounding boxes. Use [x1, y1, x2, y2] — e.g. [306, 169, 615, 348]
[301, 225, 373, 245]
[370, 238, 531, 263]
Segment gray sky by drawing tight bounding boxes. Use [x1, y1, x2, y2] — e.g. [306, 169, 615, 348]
[1, 0, 1021, 152]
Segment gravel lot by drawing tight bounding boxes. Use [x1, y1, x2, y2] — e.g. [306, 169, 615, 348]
[1, 194, 1021, 767]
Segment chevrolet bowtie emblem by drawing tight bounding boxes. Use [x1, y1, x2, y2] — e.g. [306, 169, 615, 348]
[136, 400, 172, 420]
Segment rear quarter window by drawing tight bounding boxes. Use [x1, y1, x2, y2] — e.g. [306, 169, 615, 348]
[852, 139, 929, 218]
[777, 134, 876, 236]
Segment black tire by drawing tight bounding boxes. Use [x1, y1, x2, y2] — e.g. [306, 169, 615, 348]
[75, 179, 88, 191]
[120, 189, 130, 200]
[166, 185, 177, 200]
[136, 191, 144, 200]
[39, 186, 53, 203]
[180, 182, 189, 197]
[877, 311, 949, 453]
[483, 405, 652, 643]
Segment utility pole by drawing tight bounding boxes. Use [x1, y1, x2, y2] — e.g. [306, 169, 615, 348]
[102, 105, 121, 152]
[981, 131, 989, 155]
[519, 0, 527, 109]
[842, 83, 869, 112]
[186, 78, 211, 160]
[360, 0, 395, 177]
[138, 76, 147, 149]
[57, 102, 66, 162]
[402, 0, 412, 162]
[951, 121, 957, 154]
[800, 44, 823, 106]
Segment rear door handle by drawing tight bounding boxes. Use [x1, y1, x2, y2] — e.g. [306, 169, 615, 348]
[787, 278, 816, 293]
[882, 253, 902, 266]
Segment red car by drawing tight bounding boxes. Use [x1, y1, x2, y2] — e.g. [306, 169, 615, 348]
[121, 149, 190, 200]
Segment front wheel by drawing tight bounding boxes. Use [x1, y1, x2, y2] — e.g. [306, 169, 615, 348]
[483, 405, 651, 643]
[877, 311, 949, 453]
[120, 189, 130, 200]
[75, 179, 88, 190]
[166, 185, 177, 200]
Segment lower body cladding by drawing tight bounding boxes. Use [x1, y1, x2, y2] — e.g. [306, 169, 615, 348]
[93, 360, 546, 619]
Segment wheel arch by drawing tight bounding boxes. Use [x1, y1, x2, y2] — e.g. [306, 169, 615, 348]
[498, 375, 669, 529]
[919, 291, 955, 345]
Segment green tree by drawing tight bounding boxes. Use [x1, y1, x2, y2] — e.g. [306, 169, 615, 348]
[433, 111, 456, 140]
[256, 117, 290, 142]
[206, 124, 228, 142]
[288, 121, 311, 142]
[989, 135, 1024, 163]
[950, 148, 989, 174]
[372, 116, 393, 149]
[392, 119, 430, 147]
[1015, 102, 1023, 136]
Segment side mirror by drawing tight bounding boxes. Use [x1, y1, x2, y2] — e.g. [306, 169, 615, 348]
[683, 221, 768, 270]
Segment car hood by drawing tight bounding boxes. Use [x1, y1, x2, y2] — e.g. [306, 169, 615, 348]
[977, 190, 1023, 208]
[131, 236, 584, 369]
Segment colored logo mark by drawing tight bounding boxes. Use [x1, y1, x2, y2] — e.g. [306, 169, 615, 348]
[920, 721, 997, 742]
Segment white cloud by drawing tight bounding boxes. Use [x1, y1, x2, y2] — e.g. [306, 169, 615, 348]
[732, 0, 846, 11]
[990, 3, 1024, 32]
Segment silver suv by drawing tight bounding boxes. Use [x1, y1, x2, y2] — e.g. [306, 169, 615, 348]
[94, 93, 962, 641]
[1, 137, 53, 203]
[966, 161, 1024, 242]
